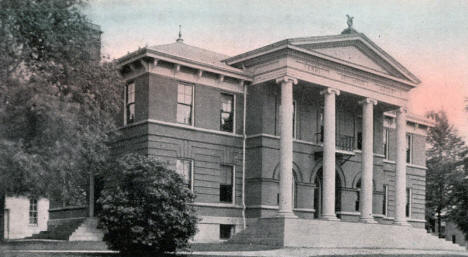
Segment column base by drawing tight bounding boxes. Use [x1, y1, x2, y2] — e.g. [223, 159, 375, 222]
[359, 217, 377, 224]
[276, 210, 297, 218]
[394, 220, 411, 226]
[320, 214, 340, 221]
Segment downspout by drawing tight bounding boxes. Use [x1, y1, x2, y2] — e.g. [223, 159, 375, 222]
[241, 82, 247, 230]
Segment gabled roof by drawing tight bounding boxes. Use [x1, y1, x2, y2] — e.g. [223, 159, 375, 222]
[224, 32, 420, 85]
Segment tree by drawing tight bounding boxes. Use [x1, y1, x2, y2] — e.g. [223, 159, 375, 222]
[97, 153, 198, 256]
[425, 110, 467, 237]
[447, 159, 468, 240]
[0, 0, 122, 210]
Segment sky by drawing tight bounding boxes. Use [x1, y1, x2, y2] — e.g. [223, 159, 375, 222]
[83, 0, 468, 138]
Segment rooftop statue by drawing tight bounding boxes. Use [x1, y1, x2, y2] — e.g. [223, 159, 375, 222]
[341, 14, 357, 34]
[346, 14, 354, 29]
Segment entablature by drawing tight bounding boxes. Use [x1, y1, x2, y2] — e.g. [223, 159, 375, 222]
[117, 49, 252, 93]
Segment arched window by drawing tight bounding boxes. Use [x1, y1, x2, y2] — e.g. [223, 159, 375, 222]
[276, 170, 298, 209]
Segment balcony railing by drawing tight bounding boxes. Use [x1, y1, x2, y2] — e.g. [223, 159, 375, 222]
[315, 132, 355, 152]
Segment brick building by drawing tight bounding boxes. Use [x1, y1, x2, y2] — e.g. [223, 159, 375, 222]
[114, 25, 436, 244]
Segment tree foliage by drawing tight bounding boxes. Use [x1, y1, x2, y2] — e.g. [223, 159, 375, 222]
[425, 110, 467, 236]
[0, 0, 122, 205]
[97, 153, 198, 256]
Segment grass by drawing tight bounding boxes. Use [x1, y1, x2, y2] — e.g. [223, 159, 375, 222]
[1, 241, 466, 257]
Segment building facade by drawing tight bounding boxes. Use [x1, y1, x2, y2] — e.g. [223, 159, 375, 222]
[116, 28, 432, 242]
[2, 196, 49, 239]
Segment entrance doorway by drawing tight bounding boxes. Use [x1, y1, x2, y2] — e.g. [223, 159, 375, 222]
[313, 168, 342, 218]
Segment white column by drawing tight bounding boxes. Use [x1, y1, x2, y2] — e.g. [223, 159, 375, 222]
[276, 76, 298, 217]
[394, 107, 409, 225]
[320, 87, 340, 220]
[359, 98, 377, 223]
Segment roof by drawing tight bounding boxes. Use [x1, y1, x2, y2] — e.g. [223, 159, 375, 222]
[224, 32, 420, 85]
[147, 41, 242, 73]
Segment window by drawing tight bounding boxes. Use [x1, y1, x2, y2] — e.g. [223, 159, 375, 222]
[293, 101, 297, 138]
[406, 188, 412, 218]
[219, 224, 235, 239]
[177, 84, 193, 125]
[220, 93, 234, 132]
[125, 82, 135, 124]
[383, 185, 388, 216]
[176, 159, 193, 190]
[317, 107, 324, 143]
[406, 134, 412, 163]
[383, 128, 389, 160]
[357, 132, 363, 150]
[29, 198, 38, 225]
[220, 165, 234, 203]
[355, 181, 361, 212]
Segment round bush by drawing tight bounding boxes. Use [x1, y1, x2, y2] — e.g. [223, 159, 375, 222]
[97, 153, 198, 256]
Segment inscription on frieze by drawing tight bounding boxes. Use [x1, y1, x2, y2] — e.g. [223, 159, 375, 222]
[339, 73, 368, 86]
[296, 60, 330, 75]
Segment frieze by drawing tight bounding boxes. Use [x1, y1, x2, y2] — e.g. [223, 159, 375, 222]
[295, 60, 330, 75]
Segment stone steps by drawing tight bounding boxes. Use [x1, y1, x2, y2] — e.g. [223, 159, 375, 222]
[26, 218, 86, 240]
[228, 217, 467, 251]
[68, 217, 104, 241]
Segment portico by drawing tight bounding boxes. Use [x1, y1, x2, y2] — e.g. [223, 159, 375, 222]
[225, 29, 420, 225]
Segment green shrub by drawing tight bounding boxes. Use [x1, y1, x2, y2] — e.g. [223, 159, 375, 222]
[97, 153, 198, 256]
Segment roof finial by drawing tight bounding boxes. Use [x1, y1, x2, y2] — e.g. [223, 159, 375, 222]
[341, 14, 357, 34]
[346, 14, 354, 29]
[176, 25, 183, 42]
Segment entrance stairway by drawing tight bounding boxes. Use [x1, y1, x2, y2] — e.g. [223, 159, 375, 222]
[228, 217, 467, 251]
[26, 217, 104, 241]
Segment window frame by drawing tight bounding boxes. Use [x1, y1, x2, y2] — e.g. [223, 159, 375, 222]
[29, 198, 38, 225]
[125, 82, 136, 125]
[406, 134, 413, 164]
[383, 128, 390, 160]
[219, 165, 235, 204]
[176, 83, 194, 125]
[406, 187, 412, 218]
[219, 224, 235, 240]
[292, 100, 297, 139]
[220, 93, 235, 133]
[176, 159, 194, 191]
[383, 184, 388, 216]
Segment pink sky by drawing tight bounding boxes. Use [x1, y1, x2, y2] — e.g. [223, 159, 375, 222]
[84, 0, 468, 138]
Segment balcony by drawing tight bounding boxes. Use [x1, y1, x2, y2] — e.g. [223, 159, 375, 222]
[315, 132, 355, 152]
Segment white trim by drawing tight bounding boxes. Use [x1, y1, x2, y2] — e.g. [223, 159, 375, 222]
[120, 119, 243, 138]
[383, 185, 389, 217]
[190, 160, 195, 191]
[406, 163, 428, 170]
[293, 100, 297, 139]
[373, 214, 385, 218]
[383, 159, 396, 164]
[192, 202, 242, 209]
[406, 133, 413, 164]
[406, 187, 412, 218]
[198, 216, 245, 225]
[293, 208, 316, 213]
[408, 218, 426, 223]
[246, 205, 278, 210]
[336, 211, 360, 216]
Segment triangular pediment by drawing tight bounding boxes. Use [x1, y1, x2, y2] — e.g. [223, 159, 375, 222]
[225, 33, 420, 86]
[290, 35, 419, 84]
[306, 45, 389, 74]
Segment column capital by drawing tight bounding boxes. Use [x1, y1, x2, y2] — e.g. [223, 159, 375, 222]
[275, 75, 298, 85]
[320, 87, 340, 96]
[359, 98, 378, 106]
